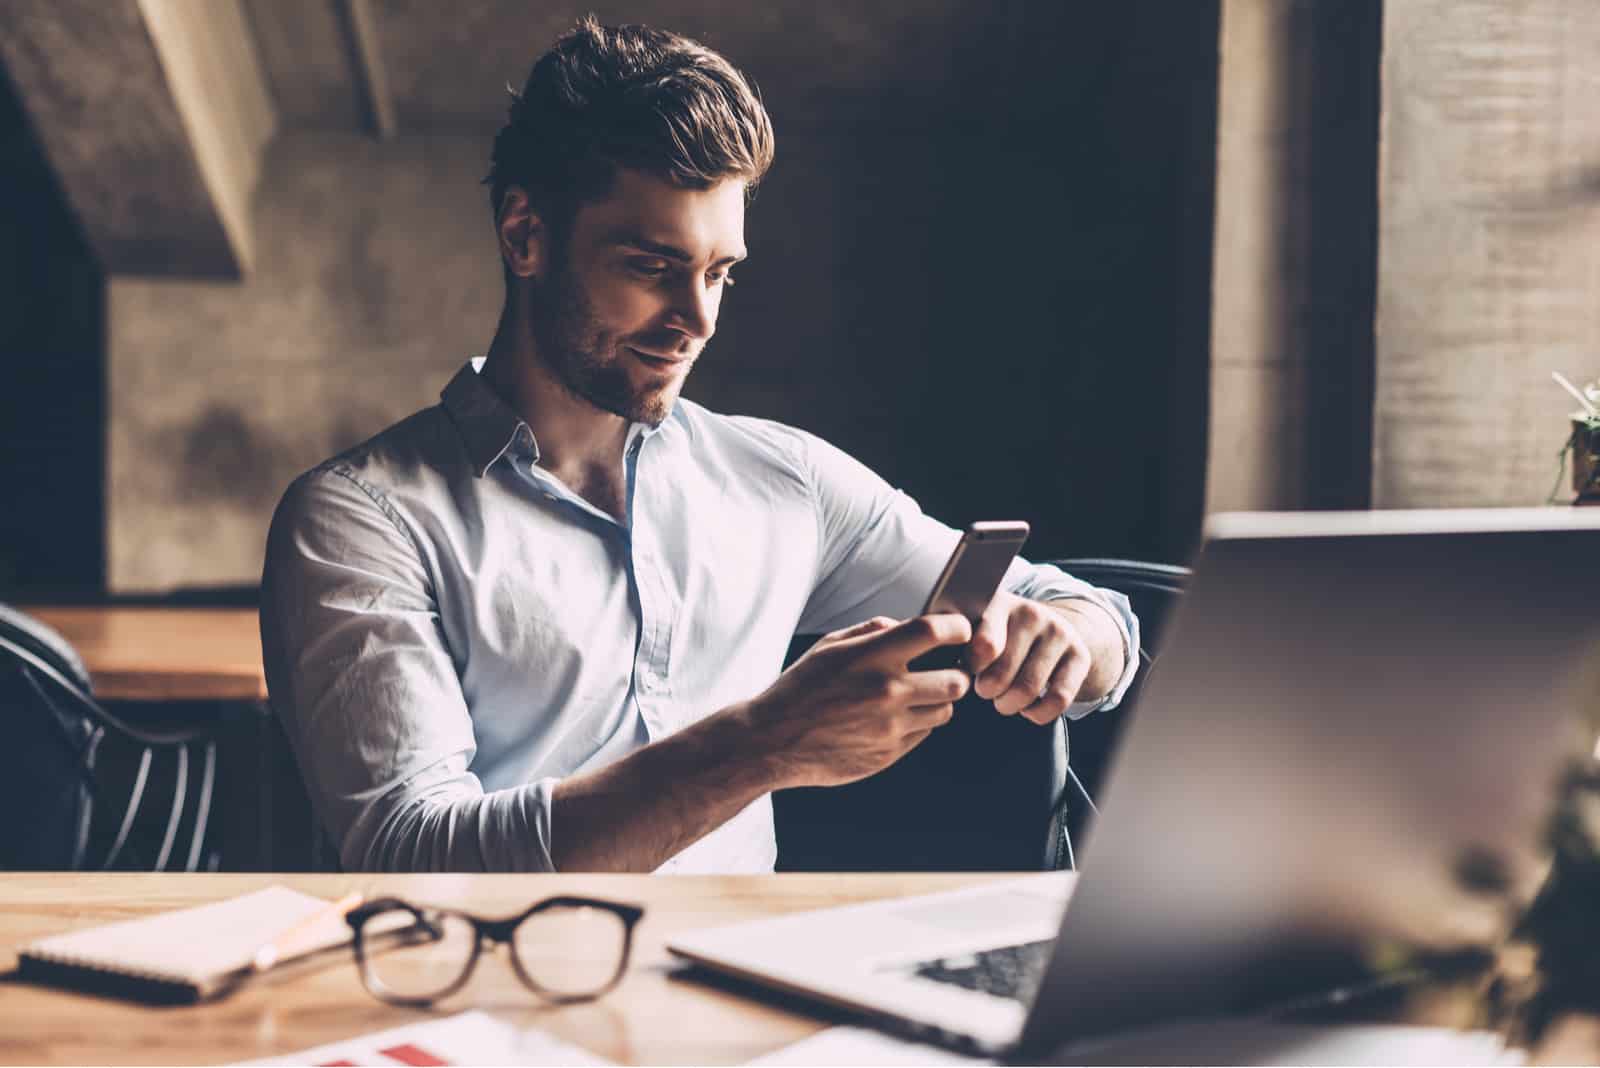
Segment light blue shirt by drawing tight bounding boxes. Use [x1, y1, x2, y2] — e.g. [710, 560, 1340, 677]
[260, 360, 1139, 873]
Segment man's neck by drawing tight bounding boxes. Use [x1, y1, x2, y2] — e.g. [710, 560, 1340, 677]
[480, 304, 630, 478]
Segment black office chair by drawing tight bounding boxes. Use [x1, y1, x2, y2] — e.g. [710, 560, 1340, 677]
[1042, 558, 1190, 868]
[0, 603, 222, 871]
[772, 558, 1189, 872]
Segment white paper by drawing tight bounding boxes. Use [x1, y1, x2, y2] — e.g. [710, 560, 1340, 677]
[237, 1010, 611, 1066]
[746, 1025, 992, 1066]
[749, 1019, 1523, 1068]
[1056, 1018, 1525, 1067]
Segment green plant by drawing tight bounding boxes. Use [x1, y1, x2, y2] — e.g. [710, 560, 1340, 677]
[1549, 373, 1600, 503]
[1478, 653, 1600, 1049]
[1483, 759, 1600, 1048]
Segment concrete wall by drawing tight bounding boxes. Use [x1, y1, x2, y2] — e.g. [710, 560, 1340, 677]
[1207, 0, 1380, 514]
[0, 0, 263, 277]
[1376, 1, 1600, 507]
[91, 0, 1600, 594]
[108, 131, 499, 591]
[137, 0, 276, 272]
[97, 3, 1221, 592]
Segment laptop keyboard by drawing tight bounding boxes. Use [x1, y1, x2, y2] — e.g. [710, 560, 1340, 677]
[908, 939, 1053, 1003]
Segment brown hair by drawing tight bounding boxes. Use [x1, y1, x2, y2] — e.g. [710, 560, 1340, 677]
[485, 17, 775, 226]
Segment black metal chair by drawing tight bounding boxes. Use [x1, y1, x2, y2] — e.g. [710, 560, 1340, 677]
[0, 603, 222, 871]
[772, 558, 1189, 872]
[1042, 558, 1190, 868]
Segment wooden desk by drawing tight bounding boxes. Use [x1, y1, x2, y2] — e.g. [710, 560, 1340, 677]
[10, 873, 1600, 1065]
[0, 872, 1007, 1066]
[22, 606, 267, 702]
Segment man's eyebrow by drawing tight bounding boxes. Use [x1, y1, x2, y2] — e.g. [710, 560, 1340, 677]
[607, 230, 747, 267]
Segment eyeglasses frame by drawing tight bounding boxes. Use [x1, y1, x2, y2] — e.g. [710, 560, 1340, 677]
[346, 894, 645, 1008]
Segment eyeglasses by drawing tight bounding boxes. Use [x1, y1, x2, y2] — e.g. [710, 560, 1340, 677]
[346, 895, 644, 1007]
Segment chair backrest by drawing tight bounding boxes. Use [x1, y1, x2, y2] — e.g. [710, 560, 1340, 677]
[0, 603, 91, 691]
[0, 604, 221, 871]
[772, 558, 1190, 872]
[772, 659, 1064, 871]
[1043, 558, 1191, 859]
[0, 605, 95, 869]
[260, 708, 345, 873]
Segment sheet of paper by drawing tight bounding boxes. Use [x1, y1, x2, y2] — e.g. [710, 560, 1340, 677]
[237, 1010, 611, 1067]
[746, 1025, 993, 1066]
[749, 1019, 1523, 1067]
[1057, 1019, 1525, 1067]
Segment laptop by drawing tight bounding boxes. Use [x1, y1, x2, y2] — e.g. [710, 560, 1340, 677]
[668, 508, 1600, 1059]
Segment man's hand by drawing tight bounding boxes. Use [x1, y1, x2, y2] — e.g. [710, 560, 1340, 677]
[551, 613, 972, 870]
[968, 591, 1124, 725]
[741, 614, 973, 789]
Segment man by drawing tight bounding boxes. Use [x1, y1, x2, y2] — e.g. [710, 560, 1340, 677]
[261, 18, 1139, 874]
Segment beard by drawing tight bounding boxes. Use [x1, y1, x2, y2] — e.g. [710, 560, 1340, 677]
[529, 259, 688, 428]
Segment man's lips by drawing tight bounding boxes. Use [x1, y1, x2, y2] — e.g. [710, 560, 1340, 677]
[627, 346, 692, 369]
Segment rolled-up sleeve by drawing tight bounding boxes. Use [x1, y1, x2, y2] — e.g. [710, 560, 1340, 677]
[793, 431, 1140, 718]
[260, 467, 558, 872]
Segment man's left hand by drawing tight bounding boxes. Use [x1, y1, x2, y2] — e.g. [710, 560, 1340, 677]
[965, 592, 1123, 725]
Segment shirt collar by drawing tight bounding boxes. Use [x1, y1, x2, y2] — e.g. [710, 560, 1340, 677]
[440, 357, 667, 478]
[441, 358, 535, 477]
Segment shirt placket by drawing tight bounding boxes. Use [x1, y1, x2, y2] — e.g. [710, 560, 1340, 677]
[627, 435, 676, 739]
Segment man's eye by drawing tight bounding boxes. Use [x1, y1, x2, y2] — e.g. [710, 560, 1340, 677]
[709, 271, 736, 288]
[628, 259, 669, 278]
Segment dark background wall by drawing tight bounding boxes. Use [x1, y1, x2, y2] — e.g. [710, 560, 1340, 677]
[0, 67, 104, 598]
[703, 2, 1220, 567]
[3, 2, 1220, 597]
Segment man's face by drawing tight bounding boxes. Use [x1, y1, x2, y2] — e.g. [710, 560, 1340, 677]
[530, 168, 748, 426]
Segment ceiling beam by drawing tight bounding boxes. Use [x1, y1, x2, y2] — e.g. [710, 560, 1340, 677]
[337, 0, 396, 140]
[0, 0, 275, 278]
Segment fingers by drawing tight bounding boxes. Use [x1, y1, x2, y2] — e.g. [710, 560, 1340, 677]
[862, 613, 972, 667]
[1019, 647, 1092, 725]
[975, 614, 1044, 702]
[967, 602, 1009, 675]
[988, 628, 1068, 714]
[816, 615, 898, 650]
[898, 708, 954, 755]
[902, 668, 970, 707]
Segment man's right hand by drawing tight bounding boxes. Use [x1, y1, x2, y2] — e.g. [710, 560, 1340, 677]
[742, 614, 973, 790]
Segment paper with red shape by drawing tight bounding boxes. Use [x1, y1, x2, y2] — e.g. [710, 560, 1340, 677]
[235, 1010, 609, 1066]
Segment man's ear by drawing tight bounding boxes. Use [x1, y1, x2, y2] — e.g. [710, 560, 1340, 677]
[496, 186, 545, 279]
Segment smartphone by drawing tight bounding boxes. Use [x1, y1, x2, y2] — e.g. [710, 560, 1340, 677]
[910, 521, 1030, 672]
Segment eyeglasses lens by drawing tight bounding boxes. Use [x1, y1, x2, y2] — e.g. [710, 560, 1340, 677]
[511, 904, 630, 998]
[362, 908, 478, 1001]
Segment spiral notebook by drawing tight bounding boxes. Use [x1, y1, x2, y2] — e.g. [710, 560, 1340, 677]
[16, 886, 357, 1003]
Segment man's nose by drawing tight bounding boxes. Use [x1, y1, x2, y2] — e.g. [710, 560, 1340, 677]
[666, 278, 716, 342]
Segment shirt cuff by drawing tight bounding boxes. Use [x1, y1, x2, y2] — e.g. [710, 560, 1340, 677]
[1044, 591, 1140, 719]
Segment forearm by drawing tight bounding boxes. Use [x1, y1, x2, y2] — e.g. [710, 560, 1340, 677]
[1043, 597, 1127, 703]
[549, 700, 781, 872]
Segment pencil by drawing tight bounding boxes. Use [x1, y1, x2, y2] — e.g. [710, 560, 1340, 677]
[250, 890, 364, 973]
